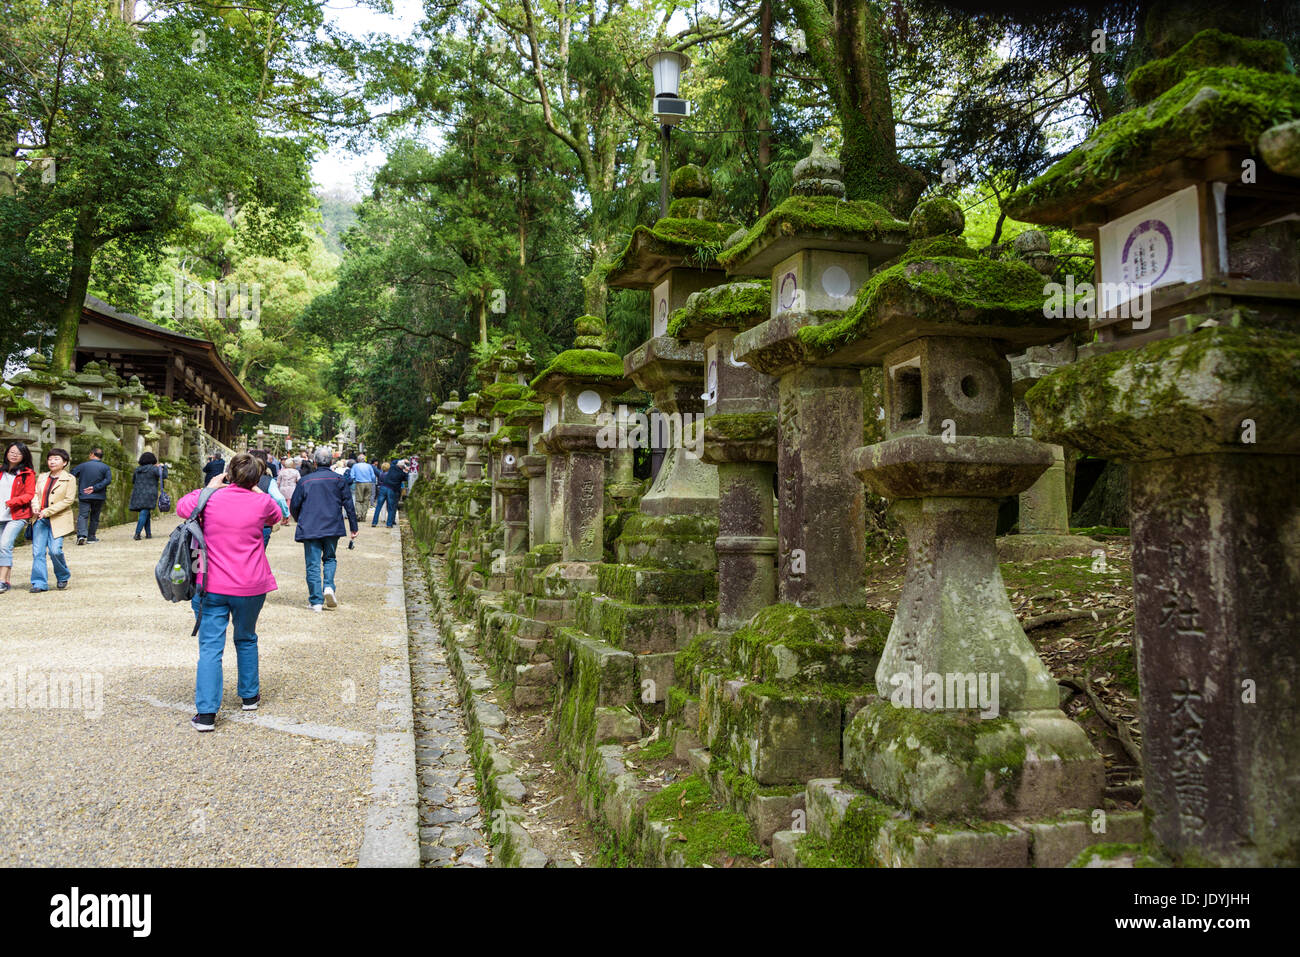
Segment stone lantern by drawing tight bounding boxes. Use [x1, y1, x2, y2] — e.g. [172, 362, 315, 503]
[606, 164, 734, 526]
[794, 198, 1101, 821]
[52, 378, 88, 448]
[72, 362, 109, 440]
[727, 139, 910, 608]
[669, 280, 779, 630]
[119, 377, 149, 457]
[493, 399, 542, 562]
[1005, 21, 1300, 865]
[97, 369, 124, 443]
[531, 318, 629, 563]
[437, 392, 464, 482]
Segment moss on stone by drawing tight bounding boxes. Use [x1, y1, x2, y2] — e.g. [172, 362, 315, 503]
[530, 349, 626, 390]
[796, 236, 1049, 357]
[492, 399, 542, 424]
[1007, 55, 1300, 221]
[1127, 29, 1293, 104]
[490, 425, 528, 446]
[1027, 326, 1300, 455]
[479, 381, 530, 402]
[718, 195, 909, 272]
[909, 196, 965, 239]
[670, 164, 711, 198]
[665, 280, 771, 338]
[608, 219, 737, 276]
[794, 794, 900, 867]
[703, 411, 777, 444]
[642, 775, 762, 867]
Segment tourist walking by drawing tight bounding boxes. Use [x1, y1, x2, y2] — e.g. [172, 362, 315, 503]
[30, 448, 76, 593]
[290, 448, 359, 612]
[0, 441, 36, 594]
[128, 452, 168, 540]
[275, 457, 301, 512]
[71, 447, 112, 545]
[350, 454, 377, 518]
[372, 458, 406, 528]
[176, 453, 285, 732]
[202, 453, 225, 484]
[250, 450, 290, 548]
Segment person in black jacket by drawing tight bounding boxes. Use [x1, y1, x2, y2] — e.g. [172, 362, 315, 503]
[202, 454, 226, 484]
[71, 447, 112, 545]
[128, 452, 168, 540]
[290, 448, 359, 611]
[372, 459, 407, 528]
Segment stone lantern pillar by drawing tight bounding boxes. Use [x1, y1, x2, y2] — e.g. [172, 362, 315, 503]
[97, 370, 124, 443]
[727, 140, 910, 608]
[72, 362, 110, 440]
[531, 320, 629, 562]
[492, 420, 532, 560]
[517, 404, 549, 551]
[119, 377, 149, 458]
[671, 280, 780, 630]
[460, 394, 487, 482]
[437, 392, 464, 482]
[1005, 22, 1300, 864]
[52, 380, 89, 449]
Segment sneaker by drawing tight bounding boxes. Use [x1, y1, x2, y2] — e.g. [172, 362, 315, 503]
[76, 537, 86, 546]
[0, 582, 9, 594]
[87, 537, 100, 543]
[28, 585, 45, 593]
[310, 604, 323, 613]
[242, 695, 260, 711]
[323, 587, 337, 609]
[191, 714, 216, 732]
[56, 579, 69, 590]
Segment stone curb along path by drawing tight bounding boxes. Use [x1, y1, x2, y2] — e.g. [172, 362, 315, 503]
[358, 558, 420, 868]
[409, 538, 548, 868]
[401, 525, 494, 867]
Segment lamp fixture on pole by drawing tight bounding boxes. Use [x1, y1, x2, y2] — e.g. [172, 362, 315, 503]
[644, 50, 691, 219]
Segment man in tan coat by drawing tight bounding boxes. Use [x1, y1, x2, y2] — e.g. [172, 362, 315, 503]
[30, 448, 76, 592]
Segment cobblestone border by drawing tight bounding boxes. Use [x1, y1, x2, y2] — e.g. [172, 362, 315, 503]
[358, 547, 421, 867]
[416, 547, 549, 868]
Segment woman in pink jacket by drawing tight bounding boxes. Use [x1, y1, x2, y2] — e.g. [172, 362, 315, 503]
[176, 452, 285, 732]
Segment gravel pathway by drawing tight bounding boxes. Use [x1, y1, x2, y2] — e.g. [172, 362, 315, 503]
[0, 517, 407, 866]
[402, 535, 491, 867]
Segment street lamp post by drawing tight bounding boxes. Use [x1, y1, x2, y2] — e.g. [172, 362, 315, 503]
[644, 50, 691, 220]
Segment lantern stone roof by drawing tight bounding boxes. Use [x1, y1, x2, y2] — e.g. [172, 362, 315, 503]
[718, 139, 909, 276]
[606, 164, 735, 288]
[797, 235, 1086, 365]
[1004, 29, 1300, 225]
[666, 280, 770, 340]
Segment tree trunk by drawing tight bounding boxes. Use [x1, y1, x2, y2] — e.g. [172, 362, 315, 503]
[52, 209, 98, 373]
[478, 293, 488, 347]
[790, 0, 926, 216]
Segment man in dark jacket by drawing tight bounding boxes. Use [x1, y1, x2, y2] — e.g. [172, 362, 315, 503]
[372, 459, 407, 528]
[71, 448, 112, 545]
[290, 448, 359, 611]
[202, 454, 226, 483]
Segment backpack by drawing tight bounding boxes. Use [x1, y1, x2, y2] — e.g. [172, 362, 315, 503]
[155, 487, 221, 635]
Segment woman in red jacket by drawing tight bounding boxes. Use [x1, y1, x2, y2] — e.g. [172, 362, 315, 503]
[0, 441, 36, 594]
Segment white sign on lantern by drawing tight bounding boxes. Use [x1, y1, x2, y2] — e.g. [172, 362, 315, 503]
[653, 278, 671, 337]
[703, 343, 719, 409]
[1098, 184, 1202, 314]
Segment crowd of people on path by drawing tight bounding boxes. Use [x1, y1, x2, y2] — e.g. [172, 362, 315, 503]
[2, 436, 418, 733]
[182, 447, 416, 732]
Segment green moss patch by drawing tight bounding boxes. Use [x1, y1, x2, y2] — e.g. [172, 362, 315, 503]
[718, 195, 909, 272]
[1007, 59, 1300, 221]
[730, 603, 891, 685]
[704, 411, 777, 444]
[1127, 29, 1292, 104]
[530, 349, 626, 390]
[666, 280, 771, 338]
[643, 775, 763, 867]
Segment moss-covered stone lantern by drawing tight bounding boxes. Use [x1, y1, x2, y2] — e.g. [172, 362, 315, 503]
[1005, 20, 1300, 865]
[669, 280, 778, 629]
[531, 318, 630, 563]
[726, 140, 910, 607]
[802, 199, 1100, 823]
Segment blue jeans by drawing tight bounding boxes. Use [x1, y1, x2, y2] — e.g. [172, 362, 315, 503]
[303, 537, 338, 606]
[30, 518, 70, 590]
[134, 509, 152, 537]
[372, 486, 397, 526]
[0, 518, 26, 567]
[262, 526, 272, 550]
[191, 591, 265, 715]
